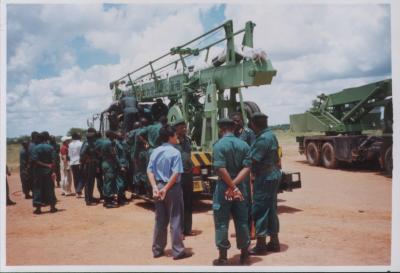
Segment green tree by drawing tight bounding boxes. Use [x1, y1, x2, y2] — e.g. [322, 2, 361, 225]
[67, 128, 86, 138]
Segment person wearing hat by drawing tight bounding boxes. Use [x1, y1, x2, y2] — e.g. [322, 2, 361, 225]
[80, 128, 100, 206]
[248, 112, 282, 255]
[31, 131, 58, 214]
[173, 118, 194, 236]
[19, 141, 32, 199]
[212, 117, 251, 266]
[100, 130, 119, 208]
[60, 136, 73, 196]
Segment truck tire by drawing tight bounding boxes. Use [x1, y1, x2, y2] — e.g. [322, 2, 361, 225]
[243, 101, 261, 121]
[306, 142, 320, 166]
[384, 145, 392, 176]
[321, 142, 338, 169]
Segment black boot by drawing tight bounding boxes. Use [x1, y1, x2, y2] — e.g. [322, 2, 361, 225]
[33, 206, 41, 214]
[103, 197, 118, 208]
[25, 194, 33, 199]
[266, 234, 280, 252]
[240, 248, 250, 265]
[249, 236, 268, 255]
[50, 205, 58, 213]
[212, 248, 228, 266]
[7, 199, 16, 206]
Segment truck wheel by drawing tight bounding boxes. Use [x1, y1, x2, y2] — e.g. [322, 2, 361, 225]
[384, 146, 392, 176]
[306, 142, 320, 166]
[321, 142, 338, 169]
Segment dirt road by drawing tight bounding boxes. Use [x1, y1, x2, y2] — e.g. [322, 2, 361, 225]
[5, 143, 391, 266]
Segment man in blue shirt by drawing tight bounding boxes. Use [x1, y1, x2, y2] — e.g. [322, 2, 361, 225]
[147, 125, 192, 260]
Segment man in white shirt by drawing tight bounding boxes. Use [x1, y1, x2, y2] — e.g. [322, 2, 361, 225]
[68, 132, 84, 197]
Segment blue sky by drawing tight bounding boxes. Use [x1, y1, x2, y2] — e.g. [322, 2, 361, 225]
[5, 2, 392, 137]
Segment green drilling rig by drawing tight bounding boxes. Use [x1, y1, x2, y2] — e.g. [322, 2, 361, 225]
[100, 20, 301, 196]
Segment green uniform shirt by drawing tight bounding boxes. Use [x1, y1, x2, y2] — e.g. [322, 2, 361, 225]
[138, 123, 162, 148]
[80, 139, 98, 164]
[19, 147, 29, 172]
[213, 133, 251, 177]
[127, 128, 140, 160]
[249, 128, 281, 180]
[115, 139, 129, 168]
[31, 143, 56, 175]
[237, 127, 256, 146]
[100, 139, 117, 164]
[174, 136, 193, 173]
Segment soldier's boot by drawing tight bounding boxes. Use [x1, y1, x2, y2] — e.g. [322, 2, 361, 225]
[33, 206, 41, 215]
[249, 236, 268, 255]
[25, 194, 33, 199]
[266, 234, 280, 252]
[212, 248, 228, 266]
[7, 198, 16, 206]
[50, 205, 58, 213]
[117, 195, 128, 205]
[239, 248, 250, 265]
[103, 197, 118, 208]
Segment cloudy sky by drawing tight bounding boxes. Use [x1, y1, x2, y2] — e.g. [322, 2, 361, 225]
[5, 1, 392, 137]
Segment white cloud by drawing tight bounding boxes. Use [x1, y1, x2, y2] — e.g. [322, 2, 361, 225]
[224, 4, 391, 124]
[6, 3, 392, 136]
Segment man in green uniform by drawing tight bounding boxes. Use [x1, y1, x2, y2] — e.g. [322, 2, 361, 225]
[231, 112, 256, 238]
[127, 121, 141, 195]
[137, 116, 167, 196]
[231, 112, 256, 146]
[248, 112, 282, 255]
[19, 141, 32, 199]
[80, 128, 100, 206]
[173, 119, 194, 236]
[212, 118, 252, 266]
[99, 130, 119, 208]
[50, 135, 61, 187]
[94, 132, 105, 200]
[31, 131, 58, 214]
[115, 130, 129, 205]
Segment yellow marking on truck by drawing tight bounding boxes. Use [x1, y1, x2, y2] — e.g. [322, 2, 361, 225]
[198, 152, 211, 166]
[191, 154, 201, 167]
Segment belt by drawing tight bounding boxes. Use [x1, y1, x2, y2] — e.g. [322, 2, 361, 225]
[252, 164, 278, 176]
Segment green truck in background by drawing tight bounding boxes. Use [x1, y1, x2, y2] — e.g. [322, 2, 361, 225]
[290, 79, 392, 175]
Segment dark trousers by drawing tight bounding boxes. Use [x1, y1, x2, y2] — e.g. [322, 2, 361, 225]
[95, 168, 104, 198]
[82, 162, 96, 203]
[6, 178, 11, 201]
[55, 161, 61, 183]
[71, 164, 84, 194]
[32, 173, 57, 207]
[181, 173, 193, 234]
[20, 170, 31, 196]
[152, 182, 185, 258]
[124, 112, 138, 132]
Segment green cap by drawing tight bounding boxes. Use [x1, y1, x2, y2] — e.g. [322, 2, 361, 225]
[217, 117, 235, 127]
[251, 112, 268, 119]
[172, 118, 186, 127]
